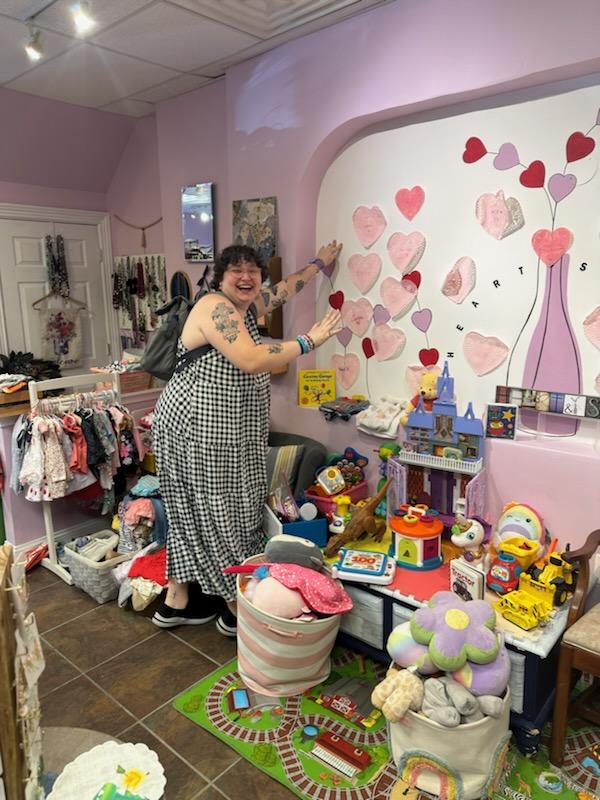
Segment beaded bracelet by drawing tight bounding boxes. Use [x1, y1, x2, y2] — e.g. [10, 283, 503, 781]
[295, 334, 315, 354]
[309, 258, 326, 271]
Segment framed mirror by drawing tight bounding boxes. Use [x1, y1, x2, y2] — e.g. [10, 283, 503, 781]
[181, 182, 215, 262]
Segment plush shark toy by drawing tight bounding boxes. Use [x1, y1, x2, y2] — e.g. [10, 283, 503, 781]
[264, 533, 324, 571]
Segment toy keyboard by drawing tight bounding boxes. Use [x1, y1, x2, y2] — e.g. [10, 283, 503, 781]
[332, 548, 396, 585]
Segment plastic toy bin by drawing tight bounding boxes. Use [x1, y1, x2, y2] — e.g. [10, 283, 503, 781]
[389, 687, 511, 800]
[236, 554, 341, 697]
[303, 480, 369, 516]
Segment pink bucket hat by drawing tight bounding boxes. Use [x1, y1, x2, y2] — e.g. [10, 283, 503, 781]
[268, 563, 353, 615]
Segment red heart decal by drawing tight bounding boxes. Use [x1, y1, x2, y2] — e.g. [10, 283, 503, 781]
[329, 290, 345, 310]
[519, 160, 546, 188]
[362, 337, 375, 359]
[566, 131, 595, 163]
[419, 347, 439, 367]
[462, 137, 487, 163]
[403, 270, 421, 289]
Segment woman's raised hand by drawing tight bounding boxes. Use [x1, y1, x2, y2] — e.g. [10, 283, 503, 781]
[316, 240, 342, 267]
[307, 309, 343, 348]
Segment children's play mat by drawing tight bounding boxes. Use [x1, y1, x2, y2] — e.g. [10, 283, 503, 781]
[173, 648, 599, 800]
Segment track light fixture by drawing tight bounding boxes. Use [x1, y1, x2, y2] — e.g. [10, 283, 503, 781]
[71, 1, 95, 35]
[25, 26, 43, 61]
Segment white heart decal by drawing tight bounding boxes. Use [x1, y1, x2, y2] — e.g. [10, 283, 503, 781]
[372, 324, 406, 361]
[347, 253, 381, 293]
[463, 332, 509, 376]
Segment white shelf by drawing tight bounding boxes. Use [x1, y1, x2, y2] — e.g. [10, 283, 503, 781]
[394, 449, 483, 474]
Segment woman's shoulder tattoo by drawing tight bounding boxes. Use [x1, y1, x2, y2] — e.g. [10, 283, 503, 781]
[212, 301, 239, 343]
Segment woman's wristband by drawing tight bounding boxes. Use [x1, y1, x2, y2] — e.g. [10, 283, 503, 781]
[295, 334, 315, 354]
[309, 258, 326, 271]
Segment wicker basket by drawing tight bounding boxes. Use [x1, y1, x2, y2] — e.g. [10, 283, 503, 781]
[62, 531, 132, 604]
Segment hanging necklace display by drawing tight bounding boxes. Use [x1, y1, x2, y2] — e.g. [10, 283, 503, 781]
[111, 254, 167, 350]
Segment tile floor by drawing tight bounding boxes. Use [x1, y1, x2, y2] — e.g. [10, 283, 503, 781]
[30, 566, 297, 800]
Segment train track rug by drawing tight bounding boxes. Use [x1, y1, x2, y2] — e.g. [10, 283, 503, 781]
[174, 647, 599, 800]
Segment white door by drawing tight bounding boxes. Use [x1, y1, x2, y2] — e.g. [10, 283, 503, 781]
[0, 219, 113, 371]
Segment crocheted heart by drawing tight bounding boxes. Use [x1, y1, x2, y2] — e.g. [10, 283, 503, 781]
[394, 186, 425, 221]
[442, 257, 476, 304]
[342, 298, 373, 336]
[352, 205, 386, 248]
[463, 332, 509, 375]
[372, 323, 406, 361]
[519, 160, 545, 188]
[462, 137, 487, 163]
[411, 308, 432, 333]
[548, 173, 577, 203]
[379, 276, 417, 318]
[493, 142, 519, 170]
[476, 191, 510, 239]
[419, 348, 439, 367]
[502, 196, 525, 239]
[583, 306, 600, 350]
[328, 290, 345, 310]
[347, 253, 381, 293]
[566, 131, 595, 163]
[387, 232, 426, 274]
[531, 227, 573, 267]
[331, 353, 360, 390]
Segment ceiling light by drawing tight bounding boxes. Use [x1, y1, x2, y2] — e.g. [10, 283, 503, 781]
[25, 27, 43, 61]
[71, 1, 95, 35]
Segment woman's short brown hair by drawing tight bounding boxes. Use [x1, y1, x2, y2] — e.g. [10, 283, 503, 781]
[210, 245, 268, 290]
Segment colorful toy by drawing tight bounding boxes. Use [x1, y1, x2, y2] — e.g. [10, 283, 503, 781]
[451, 635, 511, 696]
[486, 552, 522, 594]
[264, 534, 324, 571]
[319, 396, 370, 422]
[386, 620, 438, 675]
[400, 369, 439, 425]
[411, 591, 499, 672]
[450, 516, 487, 567]
[316, 466, 346, 495]
[250, 576, 314, 619]
[491, 501, 545, 570]
[400, 363, 485, 463]
[528, 550, 576, 603]
[494, 583, 552, 630]
[323, 479, 389, 557]
[390, 504, 444, 570]
[371, 666, 424, 723]
[331, 548, 396, 584]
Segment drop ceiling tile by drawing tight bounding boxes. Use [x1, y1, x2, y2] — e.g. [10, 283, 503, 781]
[0, 14, 74, 83]
[34, 0, 154, 37]
[133, 73, 212, 103]
[101, 97, 154, 117]
[93, 1, 258, 73]
[5, 43, 178, 107]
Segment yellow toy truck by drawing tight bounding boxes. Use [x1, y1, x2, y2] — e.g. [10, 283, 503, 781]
[494, 583, 552, 630]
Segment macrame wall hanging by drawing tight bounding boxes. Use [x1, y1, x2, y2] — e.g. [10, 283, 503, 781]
[113, 215, 163, 250]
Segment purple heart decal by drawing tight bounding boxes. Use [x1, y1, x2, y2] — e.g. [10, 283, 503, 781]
[337, 326, 353, 348]
[372, 304, 391, 325]
[411, 308, 432, 333]
[321, 258, 336, 279]
[493, 142, 520, 170]
[548, 172, 577, 203]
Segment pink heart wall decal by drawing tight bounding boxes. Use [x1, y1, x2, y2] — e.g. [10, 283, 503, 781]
[372, 324, 406, 361]
[387, 232, 426, 274]
[380, 276, 418, 318]
[493, 142, 520, 170]
[405, 365, 441, 394]
[476, 191, 509, 239]
[583, 306, 600, 350]
[347, 253, 382, 293]
[331, 353, 360, 390]
[548, 173, 577, 203]
[394, 186, 425, 221]
[411, 308, 432, 333]
[531, 227, 574, 267]
[463, 332, 509, 376]
[352, 206, 386, 248]
[442, 257, 476, 304]
[341, 298, 373, 337]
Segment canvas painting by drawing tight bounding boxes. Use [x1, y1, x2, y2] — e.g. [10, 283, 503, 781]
[232, 196, 278, 263]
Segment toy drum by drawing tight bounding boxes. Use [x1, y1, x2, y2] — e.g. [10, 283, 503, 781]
[236, 554, 341, 697]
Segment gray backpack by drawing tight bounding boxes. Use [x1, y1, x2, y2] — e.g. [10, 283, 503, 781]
[139, 296, 194, 381]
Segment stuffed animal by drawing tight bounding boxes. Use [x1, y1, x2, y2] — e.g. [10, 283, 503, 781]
[491, 501, 545, 570]
[451, 634, 510, 696]
[371, 667, 424, 723]
[421, 676, 505, 726]
[386, 620, 438, 675]
[250, 576, 315, 620]
[264, 534, 324, 570]
[400, 370, 439, 425]
[451, 516, 487, 567]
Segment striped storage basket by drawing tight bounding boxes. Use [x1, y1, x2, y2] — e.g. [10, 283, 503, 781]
[236, 555, 341, 697]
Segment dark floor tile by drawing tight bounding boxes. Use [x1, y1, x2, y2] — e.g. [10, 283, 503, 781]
[88, 633, 215, 718]
[44, 600, 157, 670]
[41, 674, 135, 736]
[26, 565, 62, 594]
[119, 723, 208, 800]
[39, 642, 80, 697]
[144, 704, 239, 781]
[28, 580, 98, 633]
[214, 759, 297, 799]
[168, 624, 237, 666]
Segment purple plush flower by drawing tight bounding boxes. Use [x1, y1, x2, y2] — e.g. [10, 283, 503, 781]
[410, 590, 498, 672]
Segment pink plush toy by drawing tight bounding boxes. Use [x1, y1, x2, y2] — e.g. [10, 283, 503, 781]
[251, 576, 315, 620]
[451, 634, 510, 696]
[386, 621, 438, 675]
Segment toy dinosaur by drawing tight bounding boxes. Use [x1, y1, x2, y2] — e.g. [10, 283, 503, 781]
[324, 479, 390, 557]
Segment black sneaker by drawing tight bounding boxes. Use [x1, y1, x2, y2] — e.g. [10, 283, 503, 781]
[152, 600, 218, 629]
[216, 607, 237, 638]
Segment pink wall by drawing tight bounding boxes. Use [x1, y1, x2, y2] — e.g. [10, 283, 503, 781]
[107, 116, 164, 255]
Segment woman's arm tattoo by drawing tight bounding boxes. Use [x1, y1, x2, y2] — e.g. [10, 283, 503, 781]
[268, 343, 283, 354]
[212, 302, 239, 343]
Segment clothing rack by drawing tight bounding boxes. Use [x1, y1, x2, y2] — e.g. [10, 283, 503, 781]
[28, 373, 121, 585]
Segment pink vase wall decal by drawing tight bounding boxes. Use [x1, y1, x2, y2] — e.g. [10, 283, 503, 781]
[517, 254, 582, 434]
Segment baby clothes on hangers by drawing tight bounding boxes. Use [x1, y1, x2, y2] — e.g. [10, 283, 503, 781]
[356, 395, 407, 438]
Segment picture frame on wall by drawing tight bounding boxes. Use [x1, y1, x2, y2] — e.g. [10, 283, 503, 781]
[232, 196, 278, 264]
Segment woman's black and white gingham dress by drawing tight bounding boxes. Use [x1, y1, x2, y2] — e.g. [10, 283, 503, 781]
[153, 303, 269, 602]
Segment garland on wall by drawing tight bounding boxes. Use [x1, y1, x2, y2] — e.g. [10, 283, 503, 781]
[112, 254, 167, 350]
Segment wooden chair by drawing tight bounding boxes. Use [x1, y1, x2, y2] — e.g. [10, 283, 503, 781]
[549, 529, 600, 766]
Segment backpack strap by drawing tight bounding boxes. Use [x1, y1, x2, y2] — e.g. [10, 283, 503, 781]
[174, 343, 213, 373]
